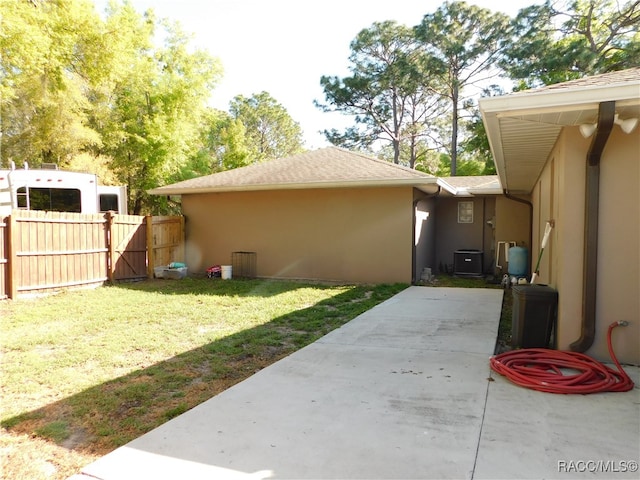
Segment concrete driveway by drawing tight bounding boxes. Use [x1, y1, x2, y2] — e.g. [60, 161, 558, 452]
[71, 286, 639, 480]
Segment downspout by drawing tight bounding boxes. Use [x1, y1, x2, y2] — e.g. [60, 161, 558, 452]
[503, 190, 533, 262]
[570, 101, 615, 352]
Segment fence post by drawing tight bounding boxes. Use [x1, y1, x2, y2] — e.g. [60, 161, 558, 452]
[146, 215, 154, 278]
[7, 213, 17, 299]
[180, 215, 186, 263]
[106, 211, 115, 283]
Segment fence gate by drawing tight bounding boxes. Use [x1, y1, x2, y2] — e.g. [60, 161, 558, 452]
[148, 216, 185, 274]
[107, 213, 147, 282]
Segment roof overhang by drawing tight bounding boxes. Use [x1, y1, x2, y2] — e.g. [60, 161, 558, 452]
[479, 81, 640, 194]
[148, 177, 440, 196]
[436, 177, 502, 197]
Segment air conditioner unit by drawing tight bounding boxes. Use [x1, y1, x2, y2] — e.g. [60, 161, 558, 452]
[454, 250, 483, 276]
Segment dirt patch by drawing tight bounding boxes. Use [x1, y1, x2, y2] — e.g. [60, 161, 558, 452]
[0, 428, 98, 480]
[350, 290, 373, 302]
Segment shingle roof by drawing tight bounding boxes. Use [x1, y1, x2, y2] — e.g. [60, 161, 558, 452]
[522, 67, 640, 93]
[149, 147, 437, 195]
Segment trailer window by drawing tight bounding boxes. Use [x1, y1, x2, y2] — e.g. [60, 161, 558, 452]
[99, 193, 119, 213]
[17, 187, 82, 212]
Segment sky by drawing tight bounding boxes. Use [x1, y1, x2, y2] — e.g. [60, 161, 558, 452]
[94, 0, 542, 149]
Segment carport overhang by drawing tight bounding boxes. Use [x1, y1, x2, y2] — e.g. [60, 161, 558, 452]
[436, 177, 502, 197]
[479, 82, 640, 194]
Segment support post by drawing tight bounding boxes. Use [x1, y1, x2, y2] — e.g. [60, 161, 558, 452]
[106, 211, 115, 283]
[8, 213, 17, 299]
[146, 215, 154, 279]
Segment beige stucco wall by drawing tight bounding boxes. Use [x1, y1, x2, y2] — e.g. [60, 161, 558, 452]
[533, 126, 639, 364]
[494, 195, 531, 275]
[181, 187, 414, 284]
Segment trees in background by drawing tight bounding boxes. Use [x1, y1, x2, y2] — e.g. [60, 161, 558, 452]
[414, 1, 510, 175]
[1, 0, 303, 214]
[317, 0, 639, 176]
[317, 1, 511, 175]
[229, 92, 305, 163]
[502, 0, 640, 89]
[316, 21, 448, 168]
[95, 5, 223, 214]
[2, 0, 637, 214]
[181, 91, 306, 181]
[191, 110, 253, 175]
[1, 0, 104, 166]
[1, 0, 224, 214]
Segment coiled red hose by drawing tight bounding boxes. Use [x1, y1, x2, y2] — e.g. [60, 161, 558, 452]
[490, 321, 635, 394]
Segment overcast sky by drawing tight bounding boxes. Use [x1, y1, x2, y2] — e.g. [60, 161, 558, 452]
[94, 0, 542, 149]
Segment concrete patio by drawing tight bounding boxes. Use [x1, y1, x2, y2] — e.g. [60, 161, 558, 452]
[71, 286, 639, 479]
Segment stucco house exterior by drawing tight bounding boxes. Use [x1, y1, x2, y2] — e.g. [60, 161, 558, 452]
[479, 67, 640, 365]
[150, 147, 527, 285]
[150, 148, 441, 284]
[149, 68, 638, 366]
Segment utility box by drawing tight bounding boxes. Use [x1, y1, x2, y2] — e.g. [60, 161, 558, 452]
[511, 284, 558, 348]
[454, 249, 483, 276]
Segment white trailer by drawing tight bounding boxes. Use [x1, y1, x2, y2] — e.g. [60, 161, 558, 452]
[0, 162, 128, 216]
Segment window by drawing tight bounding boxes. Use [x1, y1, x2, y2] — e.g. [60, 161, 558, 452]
[458, 201, 473, 223]
[99, 193, 119, 212]
[17, 187, 82, 212]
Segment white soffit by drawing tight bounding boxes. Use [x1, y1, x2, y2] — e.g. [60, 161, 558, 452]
[498, 117, 563, 193]
[480, 79, 640, 194]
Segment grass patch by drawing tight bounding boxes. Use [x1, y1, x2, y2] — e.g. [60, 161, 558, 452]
[35, 421, 70, 443]
[496, 289, 513, 352]
[0, 278, 407, 462]
[427, 273, 501, 289]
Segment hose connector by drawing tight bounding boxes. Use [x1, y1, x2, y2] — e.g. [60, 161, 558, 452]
[617, 320, 629, 327]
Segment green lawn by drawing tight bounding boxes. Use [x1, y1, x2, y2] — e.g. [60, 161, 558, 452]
[0, 278, 407, 453]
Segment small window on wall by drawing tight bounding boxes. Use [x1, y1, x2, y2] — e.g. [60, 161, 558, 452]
[458, 201, 474, 223]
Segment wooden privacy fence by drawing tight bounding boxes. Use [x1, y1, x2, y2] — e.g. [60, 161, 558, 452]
[0, 210, 184, 299]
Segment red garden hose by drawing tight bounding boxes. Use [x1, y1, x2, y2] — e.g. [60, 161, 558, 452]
[490, 321, 635, 394]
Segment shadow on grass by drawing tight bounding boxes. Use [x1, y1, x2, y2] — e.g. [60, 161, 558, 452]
[2, 280, 407, 456]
